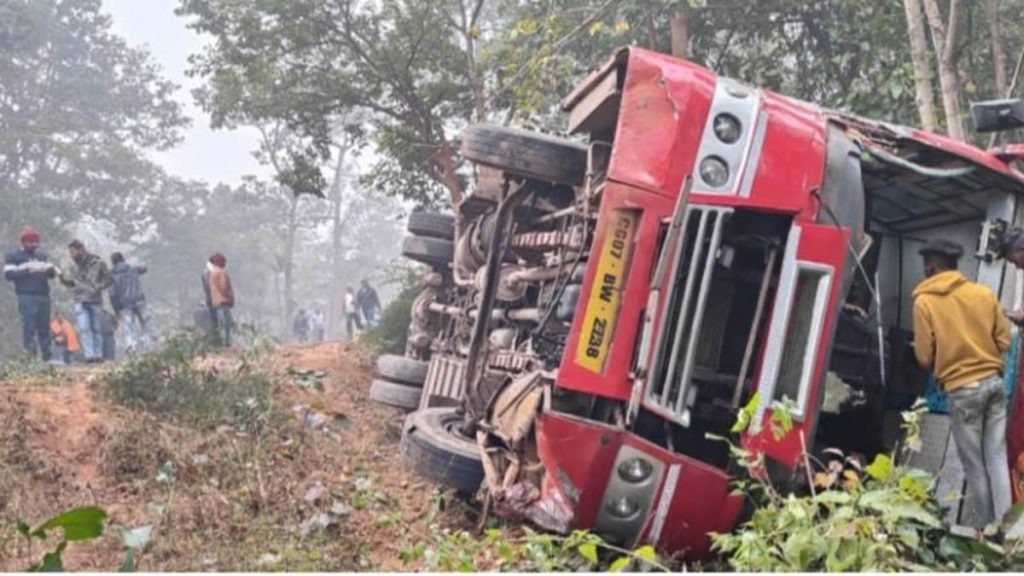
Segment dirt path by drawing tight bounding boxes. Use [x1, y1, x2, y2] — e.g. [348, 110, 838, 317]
[0, 342, 465, 571]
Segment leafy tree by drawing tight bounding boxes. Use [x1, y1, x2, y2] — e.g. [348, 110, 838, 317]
[179, 0, 485, 206]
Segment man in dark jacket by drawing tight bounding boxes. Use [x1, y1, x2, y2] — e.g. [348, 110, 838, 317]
[3, 226, 56, 360]
[59, 240, 113, 363]
[110, 252, 148, 353]
[356, 279, 381, 328]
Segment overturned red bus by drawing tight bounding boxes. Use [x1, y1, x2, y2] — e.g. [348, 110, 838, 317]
[368, 47, 1024, 557]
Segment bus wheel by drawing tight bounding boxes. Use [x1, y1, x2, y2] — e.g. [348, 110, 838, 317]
[402, 235, 454, 268]
[376, 354, 429, 386]
[370, 379, 423, 411]
[461, 124, 588, 187]
[408, 211, 456, 240]
[401, 407, 484, 494]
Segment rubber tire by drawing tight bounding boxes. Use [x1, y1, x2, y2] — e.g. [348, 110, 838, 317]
[370, 379, 422, 410]
[408, 212, 455, 240]
[402, 236, 454, 267]
[401, 407, 485, 494]
[376, 354, 429, 386]
[461, 124, 587, 187]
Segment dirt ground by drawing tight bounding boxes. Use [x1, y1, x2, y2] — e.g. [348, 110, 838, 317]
[0, 342, 473, 571]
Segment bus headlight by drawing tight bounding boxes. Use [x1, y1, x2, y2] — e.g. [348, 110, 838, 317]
[605, 496, 641, 520]
[617, 458, 654, 483]
[699, 156, 730, 188]
[713, 113, 742, 144]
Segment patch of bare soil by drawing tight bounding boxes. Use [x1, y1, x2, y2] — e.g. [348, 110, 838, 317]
[0, 342, 468, 571]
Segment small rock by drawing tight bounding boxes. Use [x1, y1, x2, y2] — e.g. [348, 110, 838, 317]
[304, 483, 326, 504]
[298, 512, 332, 537]
[330, 502, 353, 517]
[401, 480, 409, 489]
[256, 553, 280, 567]
[192, 453, 209, 466]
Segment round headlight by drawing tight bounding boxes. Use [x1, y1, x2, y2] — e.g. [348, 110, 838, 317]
[617, 458, 654, 483]
[605, 496, 640, 519]
[713, 113, 742, 144]
[699, 156, 730, 188]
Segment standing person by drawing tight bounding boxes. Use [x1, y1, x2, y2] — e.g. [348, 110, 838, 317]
[59, 240, 112, 364]
[4, 226, 56, 360]
[50, 312, 79, 365]
[312, 308, 325, 342]
[344, 286, 362, 338]
[110, 252, 148, 354]
[206, 253, 235, 347]
[912, 239, 1012, 529]
[292, 309, 309, 342]
[356, 279, 381, 329]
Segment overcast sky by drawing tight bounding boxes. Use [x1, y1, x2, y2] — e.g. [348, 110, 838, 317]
[102, 0, 266, 186]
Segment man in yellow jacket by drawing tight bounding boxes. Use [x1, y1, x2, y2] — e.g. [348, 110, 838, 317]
[913, 239, 1012, 529]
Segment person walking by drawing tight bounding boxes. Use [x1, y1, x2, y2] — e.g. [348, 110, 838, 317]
[357, 279, 381, 329]
[110, 252, 148, 354]
[311, 308, 325, 342]
[344, 286, 362, 338]
[912, 239, 1012, 529]
[292, 309, 309, 343]
[206, 253, 235, 347]
[59, 240, 112, 364]
[50, 312, 79, 365]
[4, 226, 56, 360]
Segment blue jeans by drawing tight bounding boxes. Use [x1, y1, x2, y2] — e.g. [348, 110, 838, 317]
[75, 303, 103, 361]
[215, 307, 232, 347]
[120, 303, 147, 352]
[948, 374, 1012, 528]
[17, 294, 51, 361]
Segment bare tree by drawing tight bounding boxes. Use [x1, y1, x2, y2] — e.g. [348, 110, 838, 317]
[921, 0, 966, 140]
[986, 0, 1009, 97]
[903, 0, 938, 131]
[670, 2, 691, 59]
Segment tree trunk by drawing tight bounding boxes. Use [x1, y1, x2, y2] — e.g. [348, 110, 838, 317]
[986, 0, 1008, 97]
[436, 138, 463, 207]
[283, 193, 299, 334]
[903, 0, 938, 131]
[328, 144, 349, 340]
[921, 0, 966, 140]
[670, 3, 690, 59]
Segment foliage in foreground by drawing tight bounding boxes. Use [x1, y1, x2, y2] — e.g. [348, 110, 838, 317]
[103, 333, 273, 431]
[712, 401, 1023, 571]
[401, 525, 668, 572]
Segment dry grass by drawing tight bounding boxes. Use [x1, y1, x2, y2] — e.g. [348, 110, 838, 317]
[0, 341, 471, 571]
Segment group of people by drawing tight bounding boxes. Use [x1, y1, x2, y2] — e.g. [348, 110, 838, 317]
[343, 280, 381, 338]
[4, 227, 150, 364]
[292, 307, 325, 343]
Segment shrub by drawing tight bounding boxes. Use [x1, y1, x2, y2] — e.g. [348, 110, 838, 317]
[104, 332, 273, 431]
[710, 401, 1021, 571]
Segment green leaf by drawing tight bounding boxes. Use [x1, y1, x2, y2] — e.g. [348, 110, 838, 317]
[31, 541, 67, 572]
[864, 454, 893, 481]
[32, 507, 107, 541]
[17, 521, 30, 537]
[633, 545, 657, 563]
[814, 491, 852, 505]
[577, 543, 598, 564]
[608, 556, 630, 572]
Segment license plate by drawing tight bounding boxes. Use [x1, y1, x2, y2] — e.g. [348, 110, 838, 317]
[575, 210, 638, 373]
